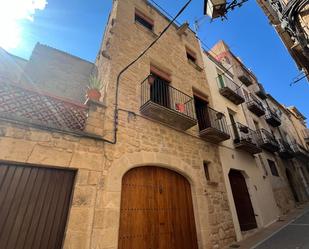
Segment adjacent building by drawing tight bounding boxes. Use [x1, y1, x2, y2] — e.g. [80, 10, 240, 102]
[206, 40, 309, 241]
[256, 0, 309, 79]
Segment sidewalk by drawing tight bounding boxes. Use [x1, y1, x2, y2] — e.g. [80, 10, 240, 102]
[226, 203, 309, 249]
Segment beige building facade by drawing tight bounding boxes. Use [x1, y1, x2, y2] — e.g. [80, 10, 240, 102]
[203, 46, 280, 241]
[204, 40, 309, 241]
[0, 0, 308, 249]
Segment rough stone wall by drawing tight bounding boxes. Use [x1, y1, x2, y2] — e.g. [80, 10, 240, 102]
[0, 48, 27, 84]
[0, 121, 106, 249]
[94, 0, 236, 248]
[20, 43, 96, 103]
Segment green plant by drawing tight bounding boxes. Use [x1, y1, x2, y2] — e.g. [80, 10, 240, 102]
[88, 76, 103, 90]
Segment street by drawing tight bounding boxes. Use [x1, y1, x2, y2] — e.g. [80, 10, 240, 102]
[254, 210, 309, 249]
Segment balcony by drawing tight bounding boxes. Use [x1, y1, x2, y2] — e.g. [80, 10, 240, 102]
[303, 129, 309, 145]
[231, 123, 262, 154]
[291, 143, 309, 160]
[198, 106, 230, 143]
[256, 129, 280, 153]
[140, 75, 197, 130]
[217, 74, 245, 105]
[246, 94, 265, 117]
[255, 83, 267, 100]
[265, 108, 281, 127]
[236, 64, 254, 86]
[278, 139, 295, 159]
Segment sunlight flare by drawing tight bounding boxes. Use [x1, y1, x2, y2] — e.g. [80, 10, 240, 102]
[0, 0, 48, 49]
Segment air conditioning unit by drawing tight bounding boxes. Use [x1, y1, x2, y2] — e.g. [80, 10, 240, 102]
[204, 0, 227, 18]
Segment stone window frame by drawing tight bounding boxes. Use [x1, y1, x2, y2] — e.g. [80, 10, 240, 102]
[185, 46, 203, 71]
[134, 8, 154, 32]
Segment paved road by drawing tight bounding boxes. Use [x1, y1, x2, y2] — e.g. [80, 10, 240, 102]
[254, 210, 309, 249]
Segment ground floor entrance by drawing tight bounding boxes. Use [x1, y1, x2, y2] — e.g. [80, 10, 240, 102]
[229, 169, 257, 231]
[118, 166, 198, 249]
[0, 163, 75, 249]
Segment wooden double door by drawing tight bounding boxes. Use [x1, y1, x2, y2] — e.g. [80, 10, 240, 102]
[229, 170, 257, 231]
[118, 167, 198, 249]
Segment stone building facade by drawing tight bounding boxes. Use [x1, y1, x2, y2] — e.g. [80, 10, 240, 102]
[0, 0, 308, 249]
[95, 0, 236, 248]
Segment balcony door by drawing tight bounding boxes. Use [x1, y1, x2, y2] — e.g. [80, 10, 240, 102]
[194, 95, 209, 131]
[150, 73, 170, 109]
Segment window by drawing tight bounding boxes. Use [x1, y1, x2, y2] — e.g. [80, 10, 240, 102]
[268, 159, 279, 176]
[186, 48, 197, 64]
[135, 9, 154, 31]
[203, 161, 210, 181]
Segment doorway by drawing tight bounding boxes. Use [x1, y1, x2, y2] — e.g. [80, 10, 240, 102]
[118, 166, 198, 249]
[229, 169, 257, 231]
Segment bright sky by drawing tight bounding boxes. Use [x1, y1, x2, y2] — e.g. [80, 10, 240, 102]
[2, 0, 309, 120]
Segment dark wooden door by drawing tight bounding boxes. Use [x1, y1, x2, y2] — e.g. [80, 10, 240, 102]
[118, 167, 198, 249]
[228, 170, 257, 231]
[0, 163, 75, 249]
[194, 95, 210, 131]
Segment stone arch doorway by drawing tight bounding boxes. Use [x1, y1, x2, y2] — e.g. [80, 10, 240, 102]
[286, 168, 299, 203]
[228, 169, 257, 231]
[118, 166, 198, 249]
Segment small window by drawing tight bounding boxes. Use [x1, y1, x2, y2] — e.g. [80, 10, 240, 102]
[268, 159, 279, 177]
[203, 161, 210, 181]
[186, 48, 197, 64]
[135, 10, 154, 31]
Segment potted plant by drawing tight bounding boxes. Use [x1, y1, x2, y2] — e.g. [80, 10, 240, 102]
[148, 74, 155, 85]
[87, 76, 103, 101]
[176, 103, 185, 113]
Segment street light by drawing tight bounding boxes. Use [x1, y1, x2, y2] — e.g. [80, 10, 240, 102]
[204, 0, 248, 19]
[204, 0, 227, 19]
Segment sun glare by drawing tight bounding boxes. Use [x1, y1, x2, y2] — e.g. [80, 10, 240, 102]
[0, 0, 47, 50]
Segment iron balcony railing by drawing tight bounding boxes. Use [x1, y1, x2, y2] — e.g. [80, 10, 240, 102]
[291, 142, 309, 157]
[278, 138, 294, 153]
[255, 83, 267, 99]
[265, 108, 280, 120]
[231, 122, 259, 146]
[246, 93, 265, 111]
[236, 64, 254, 86]
[265, 108, 281, 127]
[217, 74, 244, 98]
[141, 75, 196, 120]
[199, 106, 230, 135]
[256, 129, 279, 147]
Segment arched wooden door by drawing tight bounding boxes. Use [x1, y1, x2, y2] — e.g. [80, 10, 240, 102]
[118, 167, 198, 249]
[229, 170, 257, 231]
